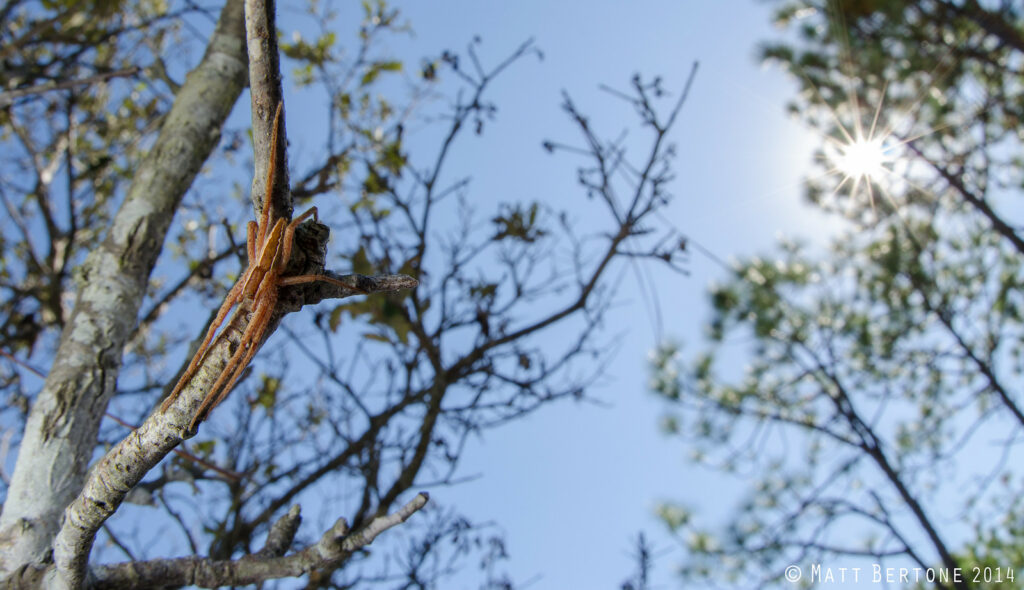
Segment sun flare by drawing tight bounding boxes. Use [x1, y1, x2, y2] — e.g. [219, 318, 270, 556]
[836, 136, 889, 180]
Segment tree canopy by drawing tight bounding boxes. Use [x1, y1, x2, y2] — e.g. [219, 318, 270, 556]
[650, 1, 1024, 588]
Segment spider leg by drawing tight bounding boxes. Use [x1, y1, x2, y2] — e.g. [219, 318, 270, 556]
[275, 206, 317, 269]
[190, 276, 279, 429]
[246, 220, 258, 265]
[161, 278, 245, 412]
[275, 207, 368, 295]
[162, 221, 260, 413]
[256, 103, 283, 248]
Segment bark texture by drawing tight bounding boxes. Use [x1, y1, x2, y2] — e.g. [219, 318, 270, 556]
[50, 271, 412, 590]
[1, 1, 426, 588]
[0, 0, 249, 579]
[244, 0, 290, 222]
[87, 494, 428, 590]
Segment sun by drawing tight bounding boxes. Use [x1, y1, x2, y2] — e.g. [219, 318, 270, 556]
[821, 129, 899, 212]
[835, 136, 889, 180]
[815, 81, 907, 212]
[787, 3, 965, 222]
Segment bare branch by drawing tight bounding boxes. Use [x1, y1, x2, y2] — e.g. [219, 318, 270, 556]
[255, 505, 302, 558]
[0, 67, 141, 107]
[0, 0, 249, 583]
[88, 494, 428, 590]
[244, 0, 289, 221]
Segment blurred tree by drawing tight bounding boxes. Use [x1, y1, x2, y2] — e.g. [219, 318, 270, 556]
[619, 533, 655, 590]
[0, 0, 692, 587]
[649, 1, 1024, 589]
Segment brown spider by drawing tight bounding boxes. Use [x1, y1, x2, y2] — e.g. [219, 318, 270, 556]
[161, 103, 363, 430]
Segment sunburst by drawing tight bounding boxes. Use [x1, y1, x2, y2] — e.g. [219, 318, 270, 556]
[821, 91, 902, 213]
[799, 3, 963, 219]
[834, 135, 890, 181]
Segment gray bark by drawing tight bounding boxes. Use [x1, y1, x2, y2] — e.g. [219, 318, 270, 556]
[1, 1, 424, 587]
[0, 0, 249, 578]
[87, 494, 428, 590]
[50, 272, 412, 590]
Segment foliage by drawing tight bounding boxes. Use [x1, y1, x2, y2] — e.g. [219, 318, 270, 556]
[649, 1, 1024, 588]
[0, 0, 186, 361]
[761, 0, 1024, 237]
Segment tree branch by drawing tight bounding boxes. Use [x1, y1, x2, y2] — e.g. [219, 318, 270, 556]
[0, 0, 249, 583]
[907, 141, 1024, 256]
[244, 0, 289, 222]
[88, 494, 428, 590]
[47, 268, 413, 590]
[0, 67, 141, 107]
[38, 4, 419, 583]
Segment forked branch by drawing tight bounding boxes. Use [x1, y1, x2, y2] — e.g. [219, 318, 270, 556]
[88, 494, 429, 590]
[46, 0, 420, 586]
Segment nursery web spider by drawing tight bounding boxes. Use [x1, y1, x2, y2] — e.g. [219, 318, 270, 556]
[161, 103, 363, 429]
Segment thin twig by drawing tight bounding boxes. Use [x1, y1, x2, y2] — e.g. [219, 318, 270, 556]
[0, 67, 141, 107]
[89, 493, 429, 588]
[0, 349, 46, 378]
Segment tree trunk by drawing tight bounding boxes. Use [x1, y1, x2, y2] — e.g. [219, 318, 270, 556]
[0, 0, 248, 576]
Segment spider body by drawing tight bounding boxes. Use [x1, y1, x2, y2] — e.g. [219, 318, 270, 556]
[162, 104, 362, 429]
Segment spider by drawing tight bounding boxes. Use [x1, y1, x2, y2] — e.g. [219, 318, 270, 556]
[161, 103, 363, 430]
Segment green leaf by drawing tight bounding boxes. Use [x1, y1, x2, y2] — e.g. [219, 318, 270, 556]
[329, 305, 346, 332]
[491, 202, 547, 243]
[360, 61, 402, 87]
[254, 375, 280, 412]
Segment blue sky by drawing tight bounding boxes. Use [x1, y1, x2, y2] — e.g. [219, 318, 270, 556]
[244, 0, 1009, 580]
[131, 0, 842, 586]
[0, 2, 997, 588]
[160, 0, 841, 586]
[336, 1, 840, 588]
